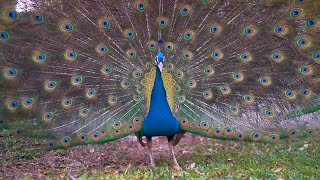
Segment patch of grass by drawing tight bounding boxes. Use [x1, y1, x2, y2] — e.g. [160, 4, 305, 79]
[0, 130, 43, 164]
[1, 131, 320, 179]
[84, 138, 319, 179]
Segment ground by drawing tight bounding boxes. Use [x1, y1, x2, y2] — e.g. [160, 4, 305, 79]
[0, 131, 319, 179]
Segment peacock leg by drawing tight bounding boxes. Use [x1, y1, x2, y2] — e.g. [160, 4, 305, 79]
[168, 136, 182, 170]
[173, 132, 185, 146]
[137, 136, 146, 147]
[146, 136, 155, 167]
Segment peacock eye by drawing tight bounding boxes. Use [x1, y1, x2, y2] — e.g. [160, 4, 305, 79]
[138, 4, 145, 10]
[0, 32, 9, 40]
[89, 90, 95, 95]
[8, 10, 18, 19]
[290, 129, 295, 135]
[11, 101, 18, 107]
[9, 69, 17, 76]
[103, 21, 110, 27]
[314, 53, 320, 58]
[65, 24, 73, 31]
[211, 26, 217, 33]
[25, 98, 33, 105]
[184, 33, 191, 39]
[38, 54, 46, 60]
[306, 20, 315, 27]
[35, 14, 43, 22]
[160, 20, 166, 27]
[291, 9, 302, 17]
[75, 77, 81, 82]
[244, 28, 251, 34]
[181, 8, 188, 14]
[48, 81, 56, 87]
[46, 113, 52, 118]
[298, 38, 306, 45]
[275, 26, 282, 32]
[243, 27, 256, 37]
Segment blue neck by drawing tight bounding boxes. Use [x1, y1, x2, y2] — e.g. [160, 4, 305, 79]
[141, 66, 180, 137]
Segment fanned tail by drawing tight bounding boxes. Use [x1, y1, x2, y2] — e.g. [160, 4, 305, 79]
[0, 0, 319, 150]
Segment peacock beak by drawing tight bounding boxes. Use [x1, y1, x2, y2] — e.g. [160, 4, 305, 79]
[158, 62, 163, 72]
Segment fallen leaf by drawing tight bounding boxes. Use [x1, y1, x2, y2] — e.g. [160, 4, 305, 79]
[287, 146, 291, 152]
[274, 167, 283, 173]
[91, 169, 97, 175]
[124, 164, 131, 174]
[182, 150, 189, 154]
[194, 169, 205, 176]
[171, 172, 180, 178]
[67, 173, 77, 180]
[113, 169, 122, 174]
[186, 163, 195, 170]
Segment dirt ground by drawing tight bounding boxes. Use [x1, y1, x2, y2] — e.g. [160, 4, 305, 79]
[0, 133, 209, 179]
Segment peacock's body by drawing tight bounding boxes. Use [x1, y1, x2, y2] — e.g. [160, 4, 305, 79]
[0, 0, 320, 169]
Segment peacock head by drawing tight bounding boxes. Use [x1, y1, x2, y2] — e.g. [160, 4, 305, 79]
[155, 39, 165, 72]
[156, 51, 165, 72]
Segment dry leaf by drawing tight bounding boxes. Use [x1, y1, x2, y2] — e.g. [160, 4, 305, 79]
[194, 169, 205, 176]
[274, 167, 283, 173]
[182, 150, 189, 154]
[124, 164, 131, 174]
[171, 172, 180, 178]
[67, 173, 77, 180]
[287, 146, 291, 152]
[186, 163, 196, 170]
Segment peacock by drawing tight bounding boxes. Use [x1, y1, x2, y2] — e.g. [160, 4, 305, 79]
[0, 0, 320, 170]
